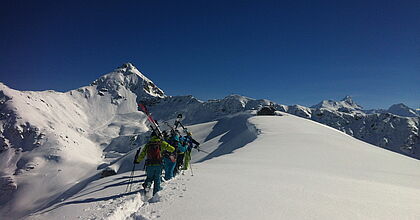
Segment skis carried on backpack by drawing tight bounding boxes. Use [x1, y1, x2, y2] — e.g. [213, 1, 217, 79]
[174, 113, 188, 132]
[138, 103, 164, 138]
[164, 114, 182, 134]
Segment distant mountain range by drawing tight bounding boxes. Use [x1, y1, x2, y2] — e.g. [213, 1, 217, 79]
[279, 96, 419, 158]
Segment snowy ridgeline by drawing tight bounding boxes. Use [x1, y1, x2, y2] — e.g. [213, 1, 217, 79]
[0, 63, 419, 218]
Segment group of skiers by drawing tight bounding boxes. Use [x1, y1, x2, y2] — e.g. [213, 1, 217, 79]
[134, 129, 200, 195]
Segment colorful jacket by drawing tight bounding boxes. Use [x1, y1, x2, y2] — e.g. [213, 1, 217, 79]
[177, 136, 188, 154]
[169, 133, 187, 154]
[184, 135, 200, 151]
[135, 136, 175, 164]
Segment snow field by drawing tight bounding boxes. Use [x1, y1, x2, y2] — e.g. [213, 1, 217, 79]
[151, 114, 420, 220]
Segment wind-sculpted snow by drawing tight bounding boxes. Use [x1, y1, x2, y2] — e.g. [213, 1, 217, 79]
[195, 113, 258, 162]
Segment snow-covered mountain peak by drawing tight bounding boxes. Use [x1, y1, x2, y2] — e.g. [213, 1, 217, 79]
[390, 103, 409, 108]
[311, 95, 362, 112]
[91, 63, 165, 100]
[341, 95, 354, 104]
[115, 62, 145, 78]
[117, 62, 136, 71]
[388, 103, 419, 117]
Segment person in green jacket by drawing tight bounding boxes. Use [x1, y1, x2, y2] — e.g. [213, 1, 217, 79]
[182, 131, 200, 171]
[135, 131, 175, 195]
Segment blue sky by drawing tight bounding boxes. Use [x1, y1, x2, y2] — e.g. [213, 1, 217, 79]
[0, 0, 419, 109]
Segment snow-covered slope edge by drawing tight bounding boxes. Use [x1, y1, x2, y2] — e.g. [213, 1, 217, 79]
[0, 63, 165, 218]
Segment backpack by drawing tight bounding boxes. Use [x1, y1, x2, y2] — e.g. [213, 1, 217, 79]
[146, 140, 162, 165]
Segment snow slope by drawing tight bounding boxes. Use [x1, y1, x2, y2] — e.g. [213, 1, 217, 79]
[28, 113, 420, 219]
[141, 114, 420, 220]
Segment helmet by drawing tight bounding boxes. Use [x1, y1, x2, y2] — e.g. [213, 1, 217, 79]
[172, 134, 180, 142]
[150, 131, 157, 137]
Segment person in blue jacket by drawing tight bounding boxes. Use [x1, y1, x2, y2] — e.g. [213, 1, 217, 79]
[162, 132, 178, 180]
[173, 134, 188, 176]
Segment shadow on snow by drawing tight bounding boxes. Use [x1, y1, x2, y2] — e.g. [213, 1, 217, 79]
[196, 113, 258, 163]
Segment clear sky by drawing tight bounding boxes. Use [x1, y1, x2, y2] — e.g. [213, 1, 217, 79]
[1, 0, 419, 109]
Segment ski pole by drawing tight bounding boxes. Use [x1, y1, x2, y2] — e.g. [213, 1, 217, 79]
[128, 165, 136, 192]
[189, 162, 194, 176]
[126, 148, 141, 193]
[125, 163, 136, 193]
[196, 148, 210, 154]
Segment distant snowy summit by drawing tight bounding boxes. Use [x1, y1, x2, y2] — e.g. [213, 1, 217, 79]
[90, 62, 165, 101]
[311, 95, 363, 113]
[387, 103, 419, 118]
[311, 95, 418, 118]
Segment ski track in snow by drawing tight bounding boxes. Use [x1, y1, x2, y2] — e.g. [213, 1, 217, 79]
[127, 175, 191, 220]
[83, 173, 193, 220]
[105, 193, 143, 220]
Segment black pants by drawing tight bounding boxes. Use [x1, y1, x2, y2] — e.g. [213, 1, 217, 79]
[174, 153, 185, 175]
